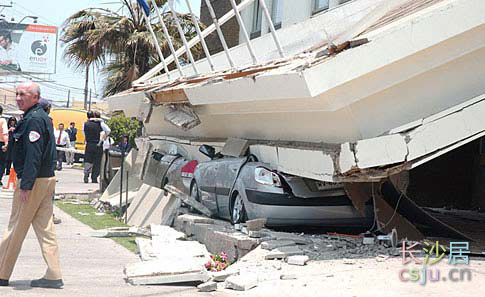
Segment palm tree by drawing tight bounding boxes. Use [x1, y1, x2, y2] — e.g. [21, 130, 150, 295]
[61, 0, 202, 97]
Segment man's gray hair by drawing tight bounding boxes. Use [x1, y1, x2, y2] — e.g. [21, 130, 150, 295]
[31, 84, 41, 97]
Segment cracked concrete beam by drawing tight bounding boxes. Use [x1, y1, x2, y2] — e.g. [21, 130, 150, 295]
[276, 147, 335, 182]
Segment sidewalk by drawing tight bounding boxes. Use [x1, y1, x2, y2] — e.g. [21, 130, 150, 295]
[0, 165, 223, 297]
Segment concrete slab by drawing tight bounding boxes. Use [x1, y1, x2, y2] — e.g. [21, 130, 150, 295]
[127, 185, 180, 227]
[245, 218, 267, 231]
[124, 259, 210, 285]
[211, 270, 239, 282]
[287, 255, 309, 266]
[261, 240, 296, 250]
[225, 275, 258, 291]
[220, 138, 249, 157]
[264, 246, 304, 260]
[197, 281, 217, 292]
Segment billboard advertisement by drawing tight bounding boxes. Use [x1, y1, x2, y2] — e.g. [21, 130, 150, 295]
[0, 21, 57, 74]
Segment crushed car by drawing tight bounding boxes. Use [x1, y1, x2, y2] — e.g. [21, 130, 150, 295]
[189, 144, 374, 226]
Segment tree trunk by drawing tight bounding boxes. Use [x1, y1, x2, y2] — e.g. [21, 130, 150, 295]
[84, 65, 90, 110]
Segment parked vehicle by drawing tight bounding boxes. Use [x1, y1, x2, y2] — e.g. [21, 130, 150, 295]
[190, 145, 373, 226]
[50, 108, 87, 162]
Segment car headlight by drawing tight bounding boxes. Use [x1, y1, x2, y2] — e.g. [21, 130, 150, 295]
[254, 167, 282, 187]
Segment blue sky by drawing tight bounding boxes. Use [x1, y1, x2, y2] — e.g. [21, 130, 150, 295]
[2, 0, 201, 103]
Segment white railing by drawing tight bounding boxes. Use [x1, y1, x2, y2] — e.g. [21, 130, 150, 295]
[134, 0, 285, 84]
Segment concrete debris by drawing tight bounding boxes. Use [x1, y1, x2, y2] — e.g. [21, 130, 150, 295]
[125, 260, 210, 285]
[220, 138, 249, 158]
[175, 214, 214, 225]
[343, 259, 356, 265]
[245, 218, 267, 231]
[248, 231, 270, 238]
[261, 240, 296, 250]
[150, 224, 186, 240]
[197, 281, 217, 292]
[225, 275, 258, 291]
[165, 185, 214, 217]
[265, 246, 303, 260]
[90, 227, 148, 238]
[211, 270, 239, 282]
[136, 238, 156, 261]
[280, 274, 298, 280]
[164, 104, 201, 131]
[287, 255, 309, 266]
[127, 184, 180, 227]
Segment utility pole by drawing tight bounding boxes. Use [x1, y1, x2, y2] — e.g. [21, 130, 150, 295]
[67, 90, 70, 108]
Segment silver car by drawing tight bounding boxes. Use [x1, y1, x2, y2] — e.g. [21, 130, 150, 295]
[190, 145, 373, 226]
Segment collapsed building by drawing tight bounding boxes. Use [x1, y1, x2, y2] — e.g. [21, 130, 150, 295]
[105, 0, 485, 251]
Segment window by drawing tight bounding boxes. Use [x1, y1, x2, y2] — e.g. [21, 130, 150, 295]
[251, 1, 262, 39]
[271, 0, 282, 30]
[313, 0, 329, 14]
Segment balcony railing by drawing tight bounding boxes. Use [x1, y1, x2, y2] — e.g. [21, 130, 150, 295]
[134, 0, 285, 85]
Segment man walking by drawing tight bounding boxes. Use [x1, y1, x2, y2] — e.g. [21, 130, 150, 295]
[83, 111, 103, 183]
[65, 122, 77, 165]
[54, 123, 70, 171]
[0, 82, 63, 288]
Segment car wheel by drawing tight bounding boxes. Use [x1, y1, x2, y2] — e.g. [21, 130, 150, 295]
[230, 192, 247, 224]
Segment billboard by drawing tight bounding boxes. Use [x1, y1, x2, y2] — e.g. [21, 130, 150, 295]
[0, 21, 57, 74]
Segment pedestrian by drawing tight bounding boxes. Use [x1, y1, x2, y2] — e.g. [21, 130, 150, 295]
[0, 82, 63, 288]
[83, 111, 103, 183]
[0, 106, 8, 186]
[3, 116, 17, 176]
[65, 122, 77, 165]
[118, 134, 132, 153]
[54, 123, 70, 171]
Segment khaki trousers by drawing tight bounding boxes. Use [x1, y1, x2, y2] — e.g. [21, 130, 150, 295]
[0, 177, 62, 280]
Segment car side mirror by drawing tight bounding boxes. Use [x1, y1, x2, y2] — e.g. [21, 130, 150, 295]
[199, 145, 216, 159]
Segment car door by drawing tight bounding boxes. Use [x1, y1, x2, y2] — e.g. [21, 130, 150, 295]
[196, 160, 222, 214]
[216, 157, 247, 219]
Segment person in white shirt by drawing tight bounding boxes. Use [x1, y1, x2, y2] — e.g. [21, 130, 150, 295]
[54, 123, 70, 171]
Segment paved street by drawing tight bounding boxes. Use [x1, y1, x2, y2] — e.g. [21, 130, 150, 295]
[0, 166, 223, 297]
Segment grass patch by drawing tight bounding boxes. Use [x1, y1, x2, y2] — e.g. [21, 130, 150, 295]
[55, 201, 139, 253]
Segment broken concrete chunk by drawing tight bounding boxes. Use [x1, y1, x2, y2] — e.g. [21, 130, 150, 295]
[164, 104, 201, 131]
[125, 259, 209, 285]
[90, 227, 146, 238]
[287, 255, 309, 266]
[225, 275, 258, 291]
[197, 281, 217, 292]
[280, 274, 298, 280]
[245, 218, 267, 231]
[261, 240, 296, 250]
[150, 224, 186, 240]
[176, 214, 214, 225]
[265, 246, 303, 260]
[211, 270, 239, 282]
[248, 231, 271, 239]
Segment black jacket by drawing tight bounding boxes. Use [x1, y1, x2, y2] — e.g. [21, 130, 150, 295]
[13, 104, 57, 190]
[66, 127, 77, 142]
[83, 120, 102, 143]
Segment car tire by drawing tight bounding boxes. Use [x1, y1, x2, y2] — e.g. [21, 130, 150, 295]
[230, 192, 247, 224]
